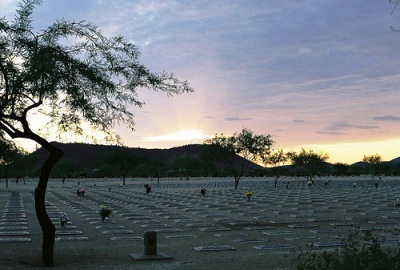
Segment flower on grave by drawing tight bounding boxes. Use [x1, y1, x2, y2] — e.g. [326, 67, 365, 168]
[99, 205, 112, 222]
[59, 212, 69, 227]
[200, 188, 206, 196]
[77, 187, 86, 197]
[245, 192, 252, 200]
[144, 184, 152, 195]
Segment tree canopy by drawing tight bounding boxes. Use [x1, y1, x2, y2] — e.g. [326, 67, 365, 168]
[362, 154, 383, 180]
[0, 0, 192, 143]
[0, 0, 192, 266]
[204, 128, 273, 188]
[289, 148, 329, 179]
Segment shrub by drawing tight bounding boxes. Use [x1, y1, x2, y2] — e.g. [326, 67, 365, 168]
[295, 231, 400, 270]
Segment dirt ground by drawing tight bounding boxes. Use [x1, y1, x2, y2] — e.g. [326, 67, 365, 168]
[0, 176, 398, 269]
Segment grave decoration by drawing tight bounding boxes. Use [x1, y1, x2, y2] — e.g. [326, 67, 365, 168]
[99, 205, 112, 222]
[245, 192, 252, 201]
[394, 199, 400, 207]
[77, 188, 87, 197]
[59, 212, 69, 227]
[144, 184, 152, 195]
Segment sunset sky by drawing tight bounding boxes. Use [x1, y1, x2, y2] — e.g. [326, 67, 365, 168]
[2, 0, 400, 165]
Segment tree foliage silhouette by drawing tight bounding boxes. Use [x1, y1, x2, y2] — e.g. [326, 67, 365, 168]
[0, 0, 192, 266]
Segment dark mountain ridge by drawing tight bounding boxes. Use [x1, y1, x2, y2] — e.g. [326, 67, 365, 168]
[31, 142, 265, 171]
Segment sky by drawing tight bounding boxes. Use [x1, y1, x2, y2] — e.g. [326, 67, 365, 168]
[2, 0, 400, 165]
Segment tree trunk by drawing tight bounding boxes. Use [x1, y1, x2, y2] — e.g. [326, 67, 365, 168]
[34, 144, 63, 266]
[234, 177, 239, 189]
[5, 166, 8, 188]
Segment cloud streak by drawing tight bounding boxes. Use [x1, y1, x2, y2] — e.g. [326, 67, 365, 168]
[374, 115, 400, 121]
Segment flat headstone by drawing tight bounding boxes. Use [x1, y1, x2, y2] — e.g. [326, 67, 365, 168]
[274, 211, 298, 215]
[55, 230, 83, 235]
[186, 223, 215, 227]
[345, 217, 371, 221]
[199, 227, 231, 232]
[244, 226, 275, 231]
[126, 216, 151, 221]
[357, 227, 385, 231]
[204, 214, 226, 218]
[228, 221, 255, 226]
[153, 228, 183, 233]
[130, 253, 171, 261]
[142, 224, 171, 228]
[102, 230, 134, 234]
[309, 229, 341, 234]
[120, 213, 143, 217]
[313, 242, 346, 247]
[285, 236, 319, 241]
[133, 220, 160, 224]
[110, 236, 143, 240]
[308, 218, 337, 222]
[1, 218, 26, 222]
[364, 239, 400, 245]
[288, 224, 318, 228]
[164, 215, 189, 219]
[81, 213, 100, 217]
[269, 220, 297, 225]
[95, 224, 124, 229]
[0, 231, 29, 236]
[0, 226, 28, 231]
[215, 233, 247, 237]
[329, 223, 354, 227]
[193, 246, 235, 251]
[0, 237, 31, 243]
[84, 217, 101, 221]
[55, 225, 78, 230]
[214, 217, 239, 222]
[2, 213, 26, 217]
[90, 220, 117, 225]
[55, 236, 89, 241]
[175, 219, 201, 223]
[234, 239, 268, 243]
[368, 220, 397, 225]
[164, 234, 198, 239]
[308, 209, 331, 214]
[383, 214, 400, 219]
[253, 244, 292, 250]
[264, 231, 295, 236]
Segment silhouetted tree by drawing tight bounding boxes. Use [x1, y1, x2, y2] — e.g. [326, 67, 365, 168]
[169, 154, 207, 177]
[102, 149, 138, 185]
[362, 154, 383, 180]
[204, 128, 273, 189]
[289, 148, 329, 179]
[0, 134, 19, 187]
[333, 162, 350, 176]
[0, 1, 192, 266]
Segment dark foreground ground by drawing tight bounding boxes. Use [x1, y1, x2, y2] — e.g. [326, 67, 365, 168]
[1, 176, 400, 270]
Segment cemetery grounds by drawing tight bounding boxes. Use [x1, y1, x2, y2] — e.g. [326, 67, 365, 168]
[1, 176, 400, 269]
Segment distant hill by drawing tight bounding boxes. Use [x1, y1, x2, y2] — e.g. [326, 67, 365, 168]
[29, 142, 400, 176]
[390, 157, 400, 165]
[30, 142, 265, 172]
